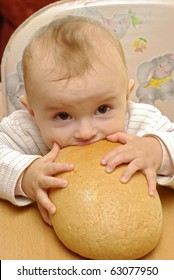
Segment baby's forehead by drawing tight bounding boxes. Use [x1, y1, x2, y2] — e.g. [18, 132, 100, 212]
[23, 18, 126, 86]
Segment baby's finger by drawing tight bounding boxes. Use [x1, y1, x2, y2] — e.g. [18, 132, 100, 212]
[106, 132, 128, 144]
[120, 162, 157, 196]
[36, 190, 56, 215]
[101, 146, 136, 171]
[37, 202, 53, 226]
[101, 148, 121, 166]
[46, 162, 74, 176]
[45, 142, 60, 162]
[119, 158, 145, 183]
[40, 176, 68, 189]
[143, 168, 157, 196]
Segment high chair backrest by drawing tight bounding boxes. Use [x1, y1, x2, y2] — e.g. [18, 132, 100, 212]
[1, 0, 174, 120]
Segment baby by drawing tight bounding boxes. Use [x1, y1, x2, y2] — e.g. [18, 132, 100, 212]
[0, 15, 174, 225]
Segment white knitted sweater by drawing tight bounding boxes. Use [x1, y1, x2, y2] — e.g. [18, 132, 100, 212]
[0, 101, 174, 206]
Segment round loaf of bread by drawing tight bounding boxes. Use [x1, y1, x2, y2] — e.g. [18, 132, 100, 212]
[49, 140, 163, 259]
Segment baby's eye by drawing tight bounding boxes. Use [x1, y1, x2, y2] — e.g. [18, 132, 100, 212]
[95, 105, 110, 115]
[56, 112, 72, 120]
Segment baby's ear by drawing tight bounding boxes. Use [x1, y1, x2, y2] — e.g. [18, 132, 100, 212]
[19, 95, 34, 116]
[127, 79, 135, 99]
[129, 79, 135, 92]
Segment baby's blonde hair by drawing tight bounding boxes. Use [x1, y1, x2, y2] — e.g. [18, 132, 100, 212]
[22, 15, 127, 82]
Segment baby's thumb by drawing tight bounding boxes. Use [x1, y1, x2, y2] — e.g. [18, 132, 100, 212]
[46, 142, 60, 162]
[107, 132, 127, 144]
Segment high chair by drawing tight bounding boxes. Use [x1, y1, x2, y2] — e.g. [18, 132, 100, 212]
[0, 0, 174, 259]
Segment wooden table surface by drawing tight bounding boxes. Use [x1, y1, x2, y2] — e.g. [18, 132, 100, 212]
[0, 185, 174, 260]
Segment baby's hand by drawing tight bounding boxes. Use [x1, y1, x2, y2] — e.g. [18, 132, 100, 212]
[101, 132, 163, 196]
[22, 143, 74, 225]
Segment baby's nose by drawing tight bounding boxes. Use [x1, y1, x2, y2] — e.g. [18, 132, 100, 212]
[74, 120, 97, 141]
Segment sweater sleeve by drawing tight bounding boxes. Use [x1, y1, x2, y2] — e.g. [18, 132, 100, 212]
[0, 146, 41, 206]
[126, 101, 174, 189]
[145, 132, 174, 188]
[0, 111, 48, 206]
[141, 110, 174, 188]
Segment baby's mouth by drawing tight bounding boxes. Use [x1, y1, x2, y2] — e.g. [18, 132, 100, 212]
[76, 140, 95, 146]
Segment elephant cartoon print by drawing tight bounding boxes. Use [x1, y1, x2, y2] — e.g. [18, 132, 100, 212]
[5, 60, 25, 110]
[76, 5, 143, 39]
[136, 54, 174, 105]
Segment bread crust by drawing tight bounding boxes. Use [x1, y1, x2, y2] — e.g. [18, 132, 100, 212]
[49, 140, 163, 260]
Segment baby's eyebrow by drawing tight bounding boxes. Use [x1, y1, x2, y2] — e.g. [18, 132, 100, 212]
[97, 94, 117, 102]
[46, 102, 73, 112]
[47, 106, 64, 112]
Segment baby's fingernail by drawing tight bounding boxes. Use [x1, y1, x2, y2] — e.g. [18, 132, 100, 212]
[61, 179, 68, 186]
[49, 205, 56, 214]
[101, 158, 107, 165]
[105, 166, 112, 173]
[120, 176, 127, 183]
[149, 190, 156, 196]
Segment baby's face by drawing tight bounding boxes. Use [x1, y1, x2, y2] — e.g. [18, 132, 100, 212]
[24, 50, 130, 149]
